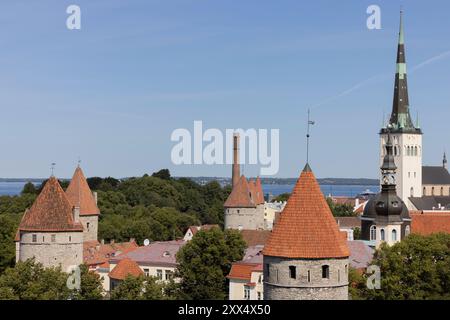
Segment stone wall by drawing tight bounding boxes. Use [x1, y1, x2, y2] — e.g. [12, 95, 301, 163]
[263, 256, 349, 300]
[79, 215, 98, 242]
[18, 231, 83, 272]
[224, 205, 265, 230]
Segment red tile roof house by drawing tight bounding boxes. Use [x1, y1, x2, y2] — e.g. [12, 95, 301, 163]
[227, 245, 264, 300]
[108, 240, 186, 292]
[109, 258, 144, 291]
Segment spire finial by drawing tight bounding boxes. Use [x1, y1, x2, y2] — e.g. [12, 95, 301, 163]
[77, 156, 81, 168]
[50, 163, 56, 177]
[306, 108, 315, 164]
[399, 8, 405, 45]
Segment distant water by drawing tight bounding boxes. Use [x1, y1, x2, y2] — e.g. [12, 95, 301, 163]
[0, 181, 379, 198]
[263, 184, 379, 197]
[0, 182, 39, 196]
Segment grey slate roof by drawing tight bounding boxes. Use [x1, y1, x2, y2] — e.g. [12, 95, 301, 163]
[422, 166, 450, 185]
[409, 196, 450, 211]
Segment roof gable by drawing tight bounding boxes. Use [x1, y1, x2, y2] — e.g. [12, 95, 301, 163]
[18, 177, 83, 232]
[65, 167, 100, 216]
[263, 165, 350, 259]
[224, 175, 256, 208]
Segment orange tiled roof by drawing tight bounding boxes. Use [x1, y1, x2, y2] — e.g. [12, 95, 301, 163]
[255, 177, 265, 204]
[83, 240, 138, 267]
[189, 224, 219, 236]
[109, 258, 143, 280]
[411, 212, 450, 235]
[240, 230, 272, 246]
[65, 166, 100, 216]
[224, 175, 255, 208]
[227, 263, 262, 280]
[263, 164, 350, 259]
[17, 177, 83, 233]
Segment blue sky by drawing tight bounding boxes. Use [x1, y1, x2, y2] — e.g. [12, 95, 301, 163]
[1, 0, 450, 179]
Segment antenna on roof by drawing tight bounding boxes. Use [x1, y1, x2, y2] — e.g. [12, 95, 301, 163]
[306, 108, 315, 164]
[50, 163, 56, 177]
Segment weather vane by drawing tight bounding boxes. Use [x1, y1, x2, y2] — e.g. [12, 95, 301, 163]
[51, 163, 56, 176]
[306, 108, 315, 164]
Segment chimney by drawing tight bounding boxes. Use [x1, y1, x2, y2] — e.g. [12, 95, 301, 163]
[232, 133, 240, 187]
[73, 206, 80, 223]
[93, 191, 98, 205]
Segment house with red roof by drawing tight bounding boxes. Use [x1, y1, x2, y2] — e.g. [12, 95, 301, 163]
[183, 224, 219, 241]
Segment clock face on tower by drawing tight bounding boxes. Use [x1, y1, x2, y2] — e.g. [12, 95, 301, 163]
[382, 174, 395, 185]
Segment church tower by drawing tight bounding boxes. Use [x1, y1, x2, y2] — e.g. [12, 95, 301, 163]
[263, 164, 350, 300]
[380, 11, 422, 209]
[362, 134, 411, 248]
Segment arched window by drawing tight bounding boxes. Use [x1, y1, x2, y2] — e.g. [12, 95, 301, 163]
[322, 265, 330, 279]
[432, 187, 435, 196]
[441, 187, 444, 196]
[392, 229, 398, 241]
[380, 229, 385, 241]
[423, 187, 426, 196]
[410, 187, 414, 197]
[370, 225, 376, 241]
[407, 146, 411, 156]
[345, 265, 348, 274]
[405, 225, 411, 237]
[415, 146, 418, 156]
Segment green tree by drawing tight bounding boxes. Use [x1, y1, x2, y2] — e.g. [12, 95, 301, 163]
[72, 264, 104, 300]
[21, 182, 37, 195]
[176, 228, 246, 300]
[0, 214, 21, 274]
[110, 275, 168, 300]
[152, 169, 171, 180]
[272, 193, 290, 202]
[326, 197, 356, 217]
[357, 233, 450, 300]
[353, 227, 361, 240]
[0, 259, 70, 300]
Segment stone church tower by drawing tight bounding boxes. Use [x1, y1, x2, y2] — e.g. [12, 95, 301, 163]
[361, 134, 411, 248]
[65, 166, 100, 242]
[380, 11, 422, 209]
[15, 176, 84, 271]
[263, 164, 350, 300]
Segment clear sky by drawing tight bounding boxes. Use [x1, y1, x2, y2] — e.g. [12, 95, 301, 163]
[1, 0, 450, 179]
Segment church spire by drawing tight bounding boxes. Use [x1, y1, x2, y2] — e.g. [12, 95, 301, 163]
[387, 10, 418, 133]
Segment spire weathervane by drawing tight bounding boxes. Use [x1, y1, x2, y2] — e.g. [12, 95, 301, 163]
[51, 163, 56, 177]
[306, 108, 315, 164]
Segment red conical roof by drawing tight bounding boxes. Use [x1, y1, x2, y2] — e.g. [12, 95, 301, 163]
[65, 166, 100, 216]
[255, 177, 265, 204]
[224, 175, 256, 208]
[263, 164, 349, 259]
[18, 177, 83, 232]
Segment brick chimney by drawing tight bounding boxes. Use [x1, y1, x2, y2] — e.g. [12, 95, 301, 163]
[232, 133, 240, 187]
[73, 206, 80, 223]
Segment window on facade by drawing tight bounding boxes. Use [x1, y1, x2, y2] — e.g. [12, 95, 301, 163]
[258, 275, 263, 283]
[423, 187, 426, 196]
[345, 265, 348, 274]
[432, 187, 435, 196]
[266, 264, 270, 277]
[289, 266, 296, 279]
[441, 187, 444, 196]
[32, 234, 37, 243]
[157, 269, 163, 280]
[143, 268, 149, 276]
[166, 270, 173, 280]
[87, 222, 90, 231]
[407, 146, 410, 156]
[370, 225, 376, 241]
[338, 269, 341, 282]
[257, 292, 262, 300]
[392, 229, 398, 241]
[42, 236, 45, 242]
[408, 172, 410, 178]
[322, 265, 330, 279]
[244, 288, 250, 300]
[380, 229, 385, 241]
[307, 270, 311, 282]
[51, 234, 56, 243]
[415, 146, 418, 156]
[69, 236, 72, 242]
[237, 210, 240, 214]
[410, 187, 414, 197]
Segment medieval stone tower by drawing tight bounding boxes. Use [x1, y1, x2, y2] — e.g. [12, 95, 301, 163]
[361, 134, 411, 248]
[15, 176, 84, 271]
[224, 133, 265, 230]
[65, 165, 100, 242]
[380, 11, 422, 209]
[263, 164, 350, 300]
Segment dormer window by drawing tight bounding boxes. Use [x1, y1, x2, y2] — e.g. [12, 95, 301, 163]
[32, 234, 37, 243]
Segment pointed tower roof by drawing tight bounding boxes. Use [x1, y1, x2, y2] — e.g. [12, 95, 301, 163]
[109, 258, 144, 280]
[263, 164, 349, 259]
[255, 177, 265, 204]
[18, 176, 83, 232]
[224, 175, 256, 208]
[384, 10, 420, 134]
[65, 166, 100, 216]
